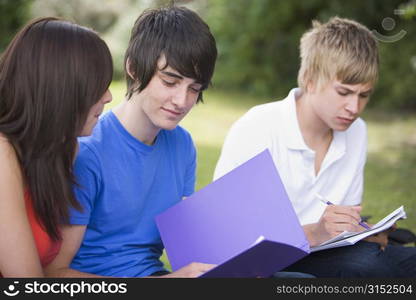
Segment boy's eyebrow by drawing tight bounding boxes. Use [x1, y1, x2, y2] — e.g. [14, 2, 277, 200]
[335, 84, 372, 94]
[160, 70, 203, 86]
[360, 89, 373, 95]
[160, 70, 184, 80]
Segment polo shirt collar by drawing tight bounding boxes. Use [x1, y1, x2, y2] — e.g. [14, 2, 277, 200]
[328, 129, 346, 161]
[282, 88, 309, 151]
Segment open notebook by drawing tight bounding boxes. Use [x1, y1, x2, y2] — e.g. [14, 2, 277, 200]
[311, 206, 406, 252]
[155, 149, 310, 278]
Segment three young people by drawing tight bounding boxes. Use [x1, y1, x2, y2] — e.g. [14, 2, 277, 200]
[2, 9, 413, 279]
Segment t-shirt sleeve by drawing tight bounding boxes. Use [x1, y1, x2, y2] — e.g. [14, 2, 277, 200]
[69, 143, 102, 225]
[213, 109, 269, 180]
[183, 135, 196, 197]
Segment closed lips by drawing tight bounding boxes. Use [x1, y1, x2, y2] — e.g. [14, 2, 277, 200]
[162, 107, 182, 115]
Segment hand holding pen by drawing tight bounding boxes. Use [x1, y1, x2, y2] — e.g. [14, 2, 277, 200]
[308, 193, 371, 245]
[315, 193, 371, 230]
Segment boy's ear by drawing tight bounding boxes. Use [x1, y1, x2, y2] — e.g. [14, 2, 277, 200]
[125, 58, 135, 80]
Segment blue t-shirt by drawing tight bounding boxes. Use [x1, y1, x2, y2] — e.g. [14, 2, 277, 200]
[69, 111, 196, 277]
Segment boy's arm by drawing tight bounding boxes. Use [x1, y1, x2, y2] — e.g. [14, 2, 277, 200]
[44, 225, 106, 277]
[183, 132, 197, 197]
[45, 225, 215, 278]
[214, 111, 268, 180]
[45, 143, 105, 277]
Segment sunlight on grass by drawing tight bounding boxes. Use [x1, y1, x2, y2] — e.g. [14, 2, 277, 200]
[107, 81, 416, 270]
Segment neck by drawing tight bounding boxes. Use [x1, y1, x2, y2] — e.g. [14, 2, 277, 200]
[113, 95, 160, 145]
[296, 92, 333, 150]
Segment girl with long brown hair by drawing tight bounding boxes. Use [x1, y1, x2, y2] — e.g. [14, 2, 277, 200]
[0, 17, 113, 277]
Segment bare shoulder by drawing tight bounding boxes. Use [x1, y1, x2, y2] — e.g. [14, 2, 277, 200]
[0, 133, 24, 189]
[0, 132, 8, 143]
[0, 132, 11, 147]
[0, 133, 18, 162]
[0, 133, 42, 277]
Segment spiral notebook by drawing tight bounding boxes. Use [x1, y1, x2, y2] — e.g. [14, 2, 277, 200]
[311, 206, 406, 252]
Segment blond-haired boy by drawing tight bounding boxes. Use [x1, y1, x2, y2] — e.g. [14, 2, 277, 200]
[214, 17, 415, 277]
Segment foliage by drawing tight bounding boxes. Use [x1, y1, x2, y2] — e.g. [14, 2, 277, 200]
[1, 0, 414, 109]
[0, 0, 32, 52]
[401, 0, 416, 19]
[29, 0, 194, 79]
[202, 0, 416, 109]
[30, 0, 125, 33]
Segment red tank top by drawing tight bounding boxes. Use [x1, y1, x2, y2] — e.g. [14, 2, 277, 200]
[24, 191, 62, 267]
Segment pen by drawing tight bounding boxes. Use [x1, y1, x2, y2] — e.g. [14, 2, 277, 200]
[315, 193, 371, 230]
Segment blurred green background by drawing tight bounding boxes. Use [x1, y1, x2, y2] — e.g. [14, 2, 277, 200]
[2, 0, 415, 109]
[1, 0, 415, 270]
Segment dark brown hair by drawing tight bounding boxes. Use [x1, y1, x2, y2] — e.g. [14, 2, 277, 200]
[0, 17, 113, 240]
[124, 6, 217, 102]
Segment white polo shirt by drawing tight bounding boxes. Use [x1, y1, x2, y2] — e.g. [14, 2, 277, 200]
[213, 88, 367, 225]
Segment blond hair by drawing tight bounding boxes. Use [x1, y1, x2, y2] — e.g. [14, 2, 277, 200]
[297, 17, 379, 92]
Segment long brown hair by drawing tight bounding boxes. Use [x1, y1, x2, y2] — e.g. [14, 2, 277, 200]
[0, 17, 113, 240]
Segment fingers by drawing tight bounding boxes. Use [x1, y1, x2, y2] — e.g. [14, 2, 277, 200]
[364, 232, 389, 251]
[195, 262, 216, 273]
[322, 205, 362, 228]
[322, 212, 359, 227]
[186, 262, 216, 277]
[330, 222, 363, 234]
[318, 205, 365, 237]
[325, 205, 362, 223]
[167, 262, 217, 278]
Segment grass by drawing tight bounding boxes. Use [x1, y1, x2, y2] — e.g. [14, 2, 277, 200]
[107, 81, 416, 270]
[362, 110, 416, 230]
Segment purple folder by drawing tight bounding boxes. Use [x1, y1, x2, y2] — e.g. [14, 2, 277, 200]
[155, 149, 310, 277]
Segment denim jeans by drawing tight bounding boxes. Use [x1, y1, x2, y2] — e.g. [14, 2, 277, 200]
[151, 270, 316, 278]
[283, 241, 416, 277]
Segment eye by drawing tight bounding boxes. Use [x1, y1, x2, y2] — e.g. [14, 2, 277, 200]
[162, 79, 176, 87]
[337, 91, 349, 96]
[360, 93, 370, 99]
[189, 87, 201, 94]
